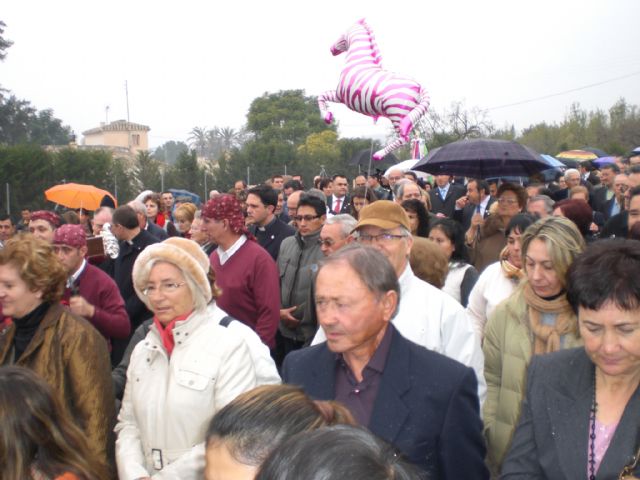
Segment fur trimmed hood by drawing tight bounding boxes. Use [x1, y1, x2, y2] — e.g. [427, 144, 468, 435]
[132, 237, 212, 312]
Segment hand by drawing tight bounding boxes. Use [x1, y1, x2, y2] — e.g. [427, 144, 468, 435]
[470, 212, 484, 228]
[280, 306, 300, 329]
[69, 295, 96, 319]
[455, 196, 469, 209]
[436, 212, 447, 218]
[589, 221, 599, 233]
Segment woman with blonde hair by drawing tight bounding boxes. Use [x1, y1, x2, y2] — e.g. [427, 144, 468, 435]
[174, 202, 197, 238]
[204, 384, 355, 480]
[0, 366, 106, 480]
[0, 235, 114, 477]
[482, 216, 586, 474]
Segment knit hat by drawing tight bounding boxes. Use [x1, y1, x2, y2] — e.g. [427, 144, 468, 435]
[53, 224, 87, 248]
[354, 200, 411, 232]
[30, 210, 61, 228]
[132, 237, 212, 312]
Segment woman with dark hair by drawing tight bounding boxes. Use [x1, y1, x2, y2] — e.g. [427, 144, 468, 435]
[0, 366, 106, 480]
[482, 217, 585, 474]
[466, 214, 536, 341]
[502, 239, 640, 479]
[554, 198, 597, 242]
[204, 384, 355, 480]
[0, 235, 114, 477]
[401, 199, 430, 238]
[143, 193, 165, 227]
[467, 182, 527, 272]
[429, 218, 478, 307]
[349, 186, 378, 220]
[318, 178, 333, 199]
[256, 425, 424, 480]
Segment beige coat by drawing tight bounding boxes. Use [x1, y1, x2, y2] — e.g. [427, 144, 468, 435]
[482, 289, 582, 474]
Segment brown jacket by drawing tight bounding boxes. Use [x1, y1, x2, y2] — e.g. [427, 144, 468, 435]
[469, 214, 507, 273]
[0, 303, 115, 473]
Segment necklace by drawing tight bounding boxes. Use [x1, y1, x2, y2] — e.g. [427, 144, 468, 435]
[589, 367, 597, 480]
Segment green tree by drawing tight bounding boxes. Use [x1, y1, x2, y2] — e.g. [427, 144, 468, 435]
[135, 150, 162, 191]
[168, 149, 203, 194]
[153, 140, 188, 165]
[188, 126, 208, 158]
[0, 94, 73, 145]
[0, 20, 12, 62]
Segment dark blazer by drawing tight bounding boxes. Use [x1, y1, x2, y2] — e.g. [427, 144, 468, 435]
[146, 220, 169, 240]
[591, 186, 611, 215]
[249, 216, 295, 261]
[429, 184, 466, 218]
[282, 325, 488, 479]
[453, 197, 496, 231]
[113, 229, 159, 329]
[601, 211, 628, 239]
[326, 194, 351, 214]
[501, 348, 640, 479]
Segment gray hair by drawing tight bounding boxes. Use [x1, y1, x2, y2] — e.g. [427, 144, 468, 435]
[304, 188, 327, 203]
[127, 200, 147, 216]
[317, 244, 400, 318]
[564, 168, 580, 180]
[94, 206, 113, 216]
[528, 195, 554, 214]
[325, 214, 357, 238]
[392, 179, 412, 199]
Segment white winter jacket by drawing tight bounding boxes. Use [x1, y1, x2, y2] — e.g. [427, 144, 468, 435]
[115, 307, 259, 479]
[314, 264, 486, 405]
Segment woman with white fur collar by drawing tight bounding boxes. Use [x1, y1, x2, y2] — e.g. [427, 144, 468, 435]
[115, 237, 262, 480]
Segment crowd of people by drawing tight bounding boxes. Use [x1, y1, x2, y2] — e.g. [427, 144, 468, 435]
[0, 151, 640, 480]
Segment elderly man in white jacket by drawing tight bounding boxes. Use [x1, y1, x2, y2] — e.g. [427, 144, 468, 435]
[115, 237, 279, 479]
[312, 201, 486, 404]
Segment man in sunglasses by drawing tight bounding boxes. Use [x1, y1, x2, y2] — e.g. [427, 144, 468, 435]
[275, 193, 326, 366]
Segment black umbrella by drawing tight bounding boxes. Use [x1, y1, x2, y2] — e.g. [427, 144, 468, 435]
[413, 139, 554, 178]
[348, 149, 399, 167]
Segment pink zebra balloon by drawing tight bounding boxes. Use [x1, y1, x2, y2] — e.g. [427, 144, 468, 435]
[318, 19, 430, 160]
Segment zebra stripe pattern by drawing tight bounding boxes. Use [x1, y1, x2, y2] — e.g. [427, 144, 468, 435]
[318, 19, 430, 160]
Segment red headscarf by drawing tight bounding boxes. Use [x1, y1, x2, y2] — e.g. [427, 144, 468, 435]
[201, 194, 254, 240]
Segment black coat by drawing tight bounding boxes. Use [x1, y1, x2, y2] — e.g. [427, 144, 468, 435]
[429, 184, 466, 218]
[452, 197, 496, 231]
[249, 216, 296, 261]
[146, 221, 169, 240]
[326, 195, 351, 214]
[113, 229, 159, 329]
[282, 325, 488, 479]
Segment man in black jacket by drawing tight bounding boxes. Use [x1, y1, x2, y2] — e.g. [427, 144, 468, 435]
[453, 178, 495, 231]
[247, 184, 295, 261]
[429, 175, 466, 217]
[108, 205, 159, 364]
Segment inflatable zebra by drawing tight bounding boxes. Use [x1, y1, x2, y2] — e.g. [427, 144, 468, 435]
[318, 19, 430, 160]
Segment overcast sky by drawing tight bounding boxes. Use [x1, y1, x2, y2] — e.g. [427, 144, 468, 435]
[2, 0, 639, 149]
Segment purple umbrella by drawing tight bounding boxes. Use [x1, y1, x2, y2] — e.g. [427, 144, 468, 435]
[594, 156, 616, 166]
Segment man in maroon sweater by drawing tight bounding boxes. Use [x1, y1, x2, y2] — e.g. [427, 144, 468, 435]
[202, 194, 280, 349]
[53, 224, 130, 361]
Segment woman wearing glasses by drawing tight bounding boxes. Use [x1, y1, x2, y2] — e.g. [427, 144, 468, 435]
[466, 182, 527, 273]
[115, 237, 261, 479]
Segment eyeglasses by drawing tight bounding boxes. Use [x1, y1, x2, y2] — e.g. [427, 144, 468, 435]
[498, 198, 519, 205]
[356, 232, 407, 244]
[142, 282, 186, 296]
[293, 214, 320, 223]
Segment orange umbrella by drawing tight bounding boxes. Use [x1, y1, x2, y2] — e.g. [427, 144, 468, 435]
[45, 183, 117, 211]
